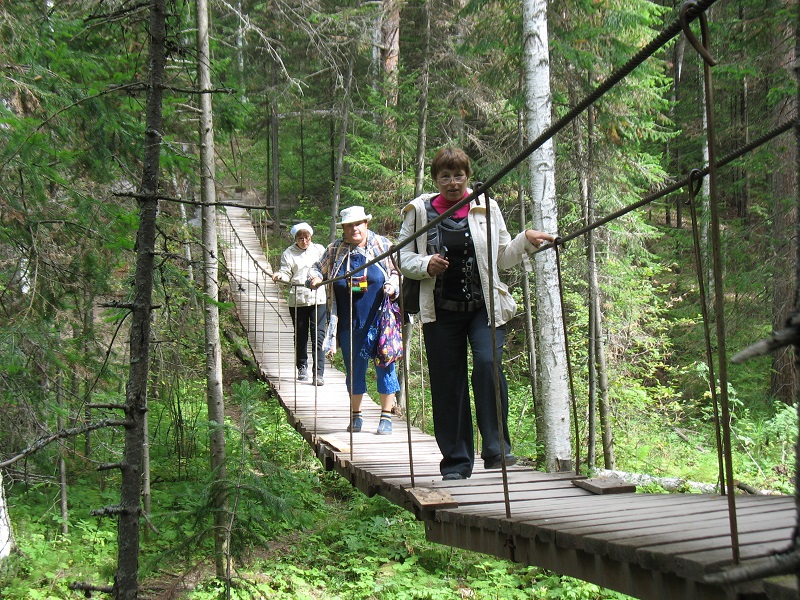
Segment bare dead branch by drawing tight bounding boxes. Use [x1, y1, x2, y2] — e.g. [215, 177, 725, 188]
[69, 581, 114, 594]
[0, 420, 129, 468]
[731, 317, 800, 364]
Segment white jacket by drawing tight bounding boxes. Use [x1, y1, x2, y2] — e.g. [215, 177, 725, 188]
[274, 242, 327, 307]
[398, 192, 536, 326]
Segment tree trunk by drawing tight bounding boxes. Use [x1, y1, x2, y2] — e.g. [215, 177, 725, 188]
[197, 0, 231, 580]
[0, 471, 14, 562]
[381, 0, 400, 132]
[57, 372, 68, 535]
[330, 41, 356, 242]
[413, 0, 430, 197]
[577, 101, 596, 470]
[116, 1, 167, 596]
[595, 296, 614, 469]
[523, 0, 572, 473]
[270, 65, 280, 227]
[516, 109, 541, 445]
[769, 0, 797, 404]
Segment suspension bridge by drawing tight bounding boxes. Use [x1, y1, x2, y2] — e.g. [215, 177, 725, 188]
[219, 205, 798, 600]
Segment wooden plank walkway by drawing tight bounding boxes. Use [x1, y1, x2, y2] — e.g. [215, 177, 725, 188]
[219, 207, 798, 600]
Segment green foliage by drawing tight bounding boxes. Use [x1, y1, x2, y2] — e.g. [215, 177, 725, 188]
[1, 0, 796, 597]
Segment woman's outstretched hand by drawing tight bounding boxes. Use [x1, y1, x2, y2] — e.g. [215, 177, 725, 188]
[525, 230, 556, 249]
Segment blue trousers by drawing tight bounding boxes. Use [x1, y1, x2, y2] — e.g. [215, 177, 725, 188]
[423, 307, 511, 477]
[338, 323, 400, 396]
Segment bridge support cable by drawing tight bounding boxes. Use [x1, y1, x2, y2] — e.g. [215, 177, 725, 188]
[482, 189, 514, 518]
[348, 266, 355, 461]
[516, 178, 539, 442]
[541, 120, 795, 254]
[686, 173, 726, 497]
[682, 4, 740, 564]
[313, 287, 321, 435]
[789, 17, 800, 592]
[396, 251, 417, 488]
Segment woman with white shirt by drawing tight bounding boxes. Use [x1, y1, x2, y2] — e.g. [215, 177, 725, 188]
[398, 147, 555, 480]
[273, 222, 327, 385]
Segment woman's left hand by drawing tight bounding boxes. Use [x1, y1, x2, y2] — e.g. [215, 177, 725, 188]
[383, 283, 396, 298]
[525, 229, 556, 248]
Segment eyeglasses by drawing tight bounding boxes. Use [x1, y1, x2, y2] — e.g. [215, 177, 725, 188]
[437, 175, 467, 185]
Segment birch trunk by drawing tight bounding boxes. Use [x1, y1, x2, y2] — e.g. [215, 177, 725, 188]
[0, 471, 13, 562]
[523, 0, 572, 472]
[197, 0, 230, 580]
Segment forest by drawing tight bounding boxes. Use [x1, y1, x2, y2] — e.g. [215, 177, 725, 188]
[0, 0, 797, 598]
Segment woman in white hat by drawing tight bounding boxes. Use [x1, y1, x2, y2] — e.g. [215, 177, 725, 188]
[307, 206, 400, 435]
[273, 222, 327, 385]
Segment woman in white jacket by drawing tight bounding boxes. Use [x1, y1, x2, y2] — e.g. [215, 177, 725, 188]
[273, 222, 327, 385]
[399, 147, 554, 480]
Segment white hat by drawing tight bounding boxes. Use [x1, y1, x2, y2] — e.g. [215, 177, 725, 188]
[290, 222, 313, 238]
[337, 206, 372, 226]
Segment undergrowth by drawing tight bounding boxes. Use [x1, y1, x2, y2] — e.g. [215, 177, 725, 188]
[1, 380, 633, 599]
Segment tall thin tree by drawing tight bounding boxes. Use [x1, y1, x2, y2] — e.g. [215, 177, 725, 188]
[522, 0, 572, 472]
[413, 0, 431, 197]
[116, 0, 168, 596]
[196, 0, 231, 580]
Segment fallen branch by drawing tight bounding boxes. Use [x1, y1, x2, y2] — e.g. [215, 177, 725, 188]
[592, 468, 718, 493]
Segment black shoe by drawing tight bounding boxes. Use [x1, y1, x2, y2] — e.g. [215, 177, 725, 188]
[297, 366, 308, 381]
[484, 454, 517, 470]
[442, 473, 465, 481]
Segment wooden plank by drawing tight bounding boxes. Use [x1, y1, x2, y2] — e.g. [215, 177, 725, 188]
[575, 502, 793, 558]
[579, 506, 794, 565]
[634, 526, 794, 574]
[316, 434, 350, 453]
[573, 477, 636, 494]
[407, 487, 459, 510]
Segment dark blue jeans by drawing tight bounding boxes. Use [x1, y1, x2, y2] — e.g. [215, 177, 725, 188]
[423, 307, 511, 477]
[289, 304, 327, 377]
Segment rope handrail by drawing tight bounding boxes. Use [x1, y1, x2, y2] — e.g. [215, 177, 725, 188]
[543, 118, 796, 249]
[219, 209, 292, 328]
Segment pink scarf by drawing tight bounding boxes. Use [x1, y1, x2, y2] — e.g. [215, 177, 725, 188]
[431, 191, 470, 220]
